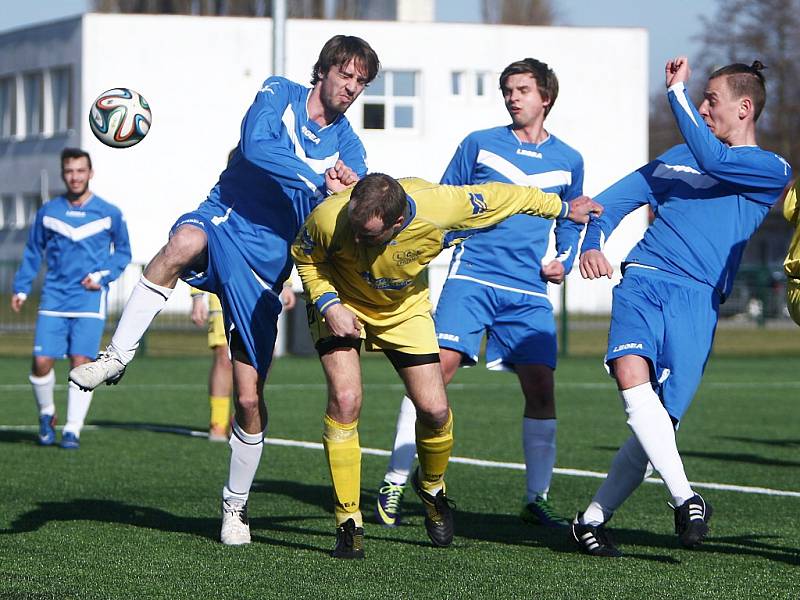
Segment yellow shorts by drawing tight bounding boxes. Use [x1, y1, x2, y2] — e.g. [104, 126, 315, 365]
[307, 303, 439, 355]
[205, 294, 227, 348]
[787, 278, 800, 327]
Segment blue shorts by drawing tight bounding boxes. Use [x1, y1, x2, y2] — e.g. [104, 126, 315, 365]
[606, 267, 719, 421]
[33, 313, 105, 358]
[434, 277, 557, 371]
[172, 202, 287, 378]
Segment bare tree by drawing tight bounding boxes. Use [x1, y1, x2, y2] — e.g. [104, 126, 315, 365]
[482, 0, 554, 25]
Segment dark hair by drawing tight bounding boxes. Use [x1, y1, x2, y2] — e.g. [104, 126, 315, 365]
[499, 58, 559, 117]
[709, 61, 767, 121]
[348, 173, 406, 228]
[61, 147, 92, 170]
[310, 35, 380, 85]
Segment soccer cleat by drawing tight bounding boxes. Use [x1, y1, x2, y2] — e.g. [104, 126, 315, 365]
[411, 468, 455, 547]
[68, 348, 127, 391]
[673, 494, 713, 548]
[571, 512, 622, 557]
[37, 414, 57, 446]
[208, 425, 229, 442]
[331, 518, 365, 559]
[220, 498, 251, 545]
[375, 479, 405, 527]
[59, 431, 80, 450]
[520, 495, 570, 528]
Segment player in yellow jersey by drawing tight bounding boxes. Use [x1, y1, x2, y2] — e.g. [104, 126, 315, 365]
[782, 179, 800, 325]
[191, 286, 296, 441]
[291, 172, 601, 558]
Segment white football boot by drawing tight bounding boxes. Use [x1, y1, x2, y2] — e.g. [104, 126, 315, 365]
[220, 498, 251, 545]
[69, 347, 127, 391]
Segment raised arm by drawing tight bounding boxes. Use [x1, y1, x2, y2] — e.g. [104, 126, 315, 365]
[665, 57, 790, 197]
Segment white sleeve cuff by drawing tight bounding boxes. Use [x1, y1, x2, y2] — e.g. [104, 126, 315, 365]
[668, 81, 686, 94]
[14, 292, 27, 301]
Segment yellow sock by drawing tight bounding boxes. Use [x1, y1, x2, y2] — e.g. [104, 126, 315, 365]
[415, 409, 454, 494]
[323, 414, 362, 527]
[209, 395, 230, 431]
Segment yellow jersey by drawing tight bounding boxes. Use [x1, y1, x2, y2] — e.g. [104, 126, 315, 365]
[291, 177, 567, 327]
[783, 180, 800, 279]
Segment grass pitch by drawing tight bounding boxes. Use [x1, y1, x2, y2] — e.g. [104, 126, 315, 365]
[0, 352, 798, 599]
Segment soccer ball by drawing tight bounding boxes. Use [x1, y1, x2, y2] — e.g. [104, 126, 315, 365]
[89, 88, 152, 148]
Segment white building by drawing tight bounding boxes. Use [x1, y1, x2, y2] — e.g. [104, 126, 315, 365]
[0, 13, 649, 324]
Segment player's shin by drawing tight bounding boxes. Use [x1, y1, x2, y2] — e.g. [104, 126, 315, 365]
[385, 395, 417, 484]
[415, 409, 454, 495]
[522, 417, 557, 500]
[621, 383, 694, 506]
[109, 275, 174, 364]
[583, 434, 650, 525]
[323, 414, 362, 527]
[63, 382, 93, 436]
[30, 370, 56, 416]
[223, 419, 265, 502]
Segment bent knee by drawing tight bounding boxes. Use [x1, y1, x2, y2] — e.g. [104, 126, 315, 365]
[164, 226, 207, 267]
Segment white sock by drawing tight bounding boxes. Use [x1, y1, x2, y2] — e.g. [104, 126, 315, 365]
[223, 419, 264, 502]
[523, 417, 557, 502]
[110, 275, 174, 364]
[63, 381, 94, 436]
[622, 383, 693, 506]
[384, 395, 417, 485]
[30, 370, 56, 416]
[582, 435, 650, 525]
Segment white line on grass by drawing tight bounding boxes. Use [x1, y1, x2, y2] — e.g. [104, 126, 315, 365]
[2, 423, 798, 499]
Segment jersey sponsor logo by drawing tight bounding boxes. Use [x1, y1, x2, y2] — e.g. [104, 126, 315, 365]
[260, 82, 278, 94]
[301, 126, 321, 145]
[298, 227, 316, 255]
[359, 271, 412, 290]
[469, 192, 487, 214]
[393, 249, 421, 265]
[612, 342, 644, 352]
[437, 332, 460, 342]
[516, 148, 543, 159]
[65, 210, 86, 217]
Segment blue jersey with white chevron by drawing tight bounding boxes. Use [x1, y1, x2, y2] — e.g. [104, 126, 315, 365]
[13, 194, 131, 316]
[441, 126, 584, 295]
[582, 82, 792, 300]
[202, 75, 367, 281]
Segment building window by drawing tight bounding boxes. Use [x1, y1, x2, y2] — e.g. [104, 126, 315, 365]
[476, 71, 491, 97]
[362, 70, 420, 131]
[0, 195, 18, 229]
[50, 67, 72, 133]
[21, 194, 40, 227]
[451, 71, 464, 96]
[23, 72, 44, 137]
[0, 77, 16, 139]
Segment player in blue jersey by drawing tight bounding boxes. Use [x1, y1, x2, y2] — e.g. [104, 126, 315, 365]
[570, 57, 792, 557]
[69, 36, 380, 546]
[11, 148, 131, 450]
[375, 58, 583, 529]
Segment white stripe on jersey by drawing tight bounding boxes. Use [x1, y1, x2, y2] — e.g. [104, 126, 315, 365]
[43, 216, 112, 242]
[281, 105, 339, 174]
[653, 163, 717, 189]
[476, 149, 572, 189]
[39, 288, 107, 319]
[670, 83, 699, 127]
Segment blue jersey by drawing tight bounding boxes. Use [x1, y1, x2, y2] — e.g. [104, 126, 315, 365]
[441, 126, 584, 296]
[205, 76, 367, 273]
[13, 194, 131, 316]
[582, 82, 792, 300]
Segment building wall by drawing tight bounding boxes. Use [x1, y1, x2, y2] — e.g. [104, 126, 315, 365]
[2, 14, 649, 315]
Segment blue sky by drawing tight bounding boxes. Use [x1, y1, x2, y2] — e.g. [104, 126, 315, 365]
[3, 0, 719, 91]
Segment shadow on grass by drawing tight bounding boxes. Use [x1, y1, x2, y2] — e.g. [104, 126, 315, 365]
[0, 498, 329, 554]
[0, 430, 39, 445]
[90, 420, 207, 438]
[596, 445, 800, 468]
[717, 436, 800, 449]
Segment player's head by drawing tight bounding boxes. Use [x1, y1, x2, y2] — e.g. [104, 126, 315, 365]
[499, 58, 559, 127]
[699, 61, 766, 142]
[61, 147, 93, 197]
[311, 35, 380, 115]
[348, 173, 406, 246]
